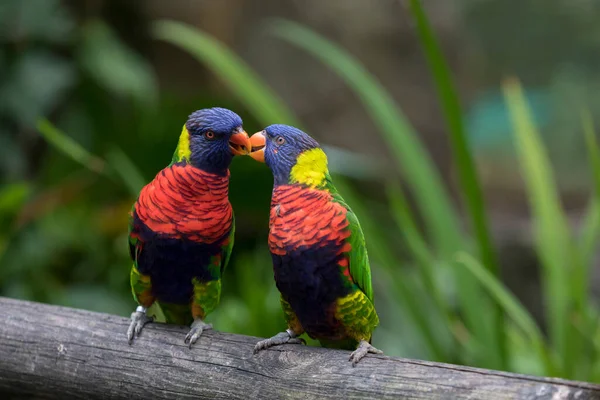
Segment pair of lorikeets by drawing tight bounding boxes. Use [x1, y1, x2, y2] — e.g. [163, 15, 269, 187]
[127, 107, 382, 366]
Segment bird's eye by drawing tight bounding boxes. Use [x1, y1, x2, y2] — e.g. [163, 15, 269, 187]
[275, 136, 285, 145]
[204, 131, 215, 140]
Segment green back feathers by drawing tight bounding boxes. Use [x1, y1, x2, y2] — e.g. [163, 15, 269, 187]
[325, 175, 374, 302]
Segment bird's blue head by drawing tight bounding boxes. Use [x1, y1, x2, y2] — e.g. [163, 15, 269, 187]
[249, 124, 329, 187]
[173, 107, 251, 174]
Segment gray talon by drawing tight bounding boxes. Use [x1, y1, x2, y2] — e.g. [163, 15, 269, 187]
[184, 319, 212, 348]
[253, 331, 303, 354]
[127, 310, 153, 344]
[349, 340, 383, 367]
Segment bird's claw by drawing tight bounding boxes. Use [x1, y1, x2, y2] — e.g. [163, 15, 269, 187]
[127, 310, 153, 344]
[349, 340, 383, 367]
[253, 331, 305, 354]
[184, 319, 212, 348]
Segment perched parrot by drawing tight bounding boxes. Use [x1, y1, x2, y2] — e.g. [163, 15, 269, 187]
[127, 107, 251, 347]
[249, 124, 382, 366]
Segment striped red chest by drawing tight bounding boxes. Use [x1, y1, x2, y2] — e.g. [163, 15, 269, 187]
[269, 185, 351, 256]
[134, 163, 232, 243]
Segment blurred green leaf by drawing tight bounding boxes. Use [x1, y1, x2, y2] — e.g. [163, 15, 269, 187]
[37, 119, 106, 174]
[0, 182, 31, 262]
[80, 20, 158, 107]
[408, 0, 505, 369]
[0, 182, 30, 214]
[456, 252, 556, 376]
[0, 0, 73, 43]
[322, 145, 385, 179]
[579, 199, 600, 268]
[0, 132, 28, 180]
[1, 51, 74, 126]
[153, 20, 299, 127]
[105, 146, 147, 197]
[504, 78, 576, 377]
[580, 110, 600, 287]
[582, 110, 600, 204]
[385, 182, 457, 343]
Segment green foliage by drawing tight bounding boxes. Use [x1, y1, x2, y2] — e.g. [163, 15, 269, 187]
[407, 0, 505, 369]
[456, 252, 556, 374]
[580, 111, 600, 271]
[153, 20, 300, 128]
[37, 119, 106, 174]
[80, 20, 159, 108]
[504, 79, 600, 379]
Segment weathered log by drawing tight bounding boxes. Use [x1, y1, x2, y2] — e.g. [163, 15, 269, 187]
[0, 297, 598, 399]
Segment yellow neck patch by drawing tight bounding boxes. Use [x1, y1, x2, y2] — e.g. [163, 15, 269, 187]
[176, 125, 191, 162]
[290, 148, 328, 188]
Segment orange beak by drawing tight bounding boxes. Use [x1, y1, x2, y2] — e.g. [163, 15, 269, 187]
[228, 130, 251, 156]
[249, 131, 266, 162]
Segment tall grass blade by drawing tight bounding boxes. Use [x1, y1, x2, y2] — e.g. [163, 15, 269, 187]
[105, 146, 147, 197]
[582, 110, 600, 202]
[579, 110, 600, 380]
[503, 78, 574, 377]
[386, 182, 458, 341]
[152, 20, 300, 127]
[581, 110, 600, 265]
[37, 119, 106, 174]
[407, 0, 505, 369]
[580, 200, 600, 268]
[579, 111, 600, 306]
[456, 252, 556, 376]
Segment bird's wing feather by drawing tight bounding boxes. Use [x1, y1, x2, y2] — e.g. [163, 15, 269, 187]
[326, 176, 373, 302]
[345, 208, 374, 301]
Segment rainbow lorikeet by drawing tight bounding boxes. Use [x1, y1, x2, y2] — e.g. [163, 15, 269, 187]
[126, 107, 251, 348]
[248, 124, 382, 366]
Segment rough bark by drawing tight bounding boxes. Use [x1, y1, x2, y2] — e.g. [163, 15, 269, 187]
[0, 297, 598, 399]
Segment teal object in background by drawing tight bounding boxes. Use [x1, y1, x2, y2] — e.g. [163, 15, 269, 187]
[466, 89, 552, 152]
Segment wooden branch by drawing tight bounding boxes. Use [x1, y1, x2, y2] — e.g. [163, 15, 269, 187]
[0, 297, 598, 400]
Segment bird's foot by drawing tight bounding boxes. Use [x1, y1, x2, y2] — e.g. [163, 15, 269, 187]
[349, 340, 383, 367]
[127, 306, 153, 344]
[184, 318, 212, 348]
[253, 329, 305, 354]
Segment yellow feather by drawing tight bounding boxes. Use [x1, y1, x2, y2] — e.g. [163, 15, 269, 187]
[176, 125, 191, 161]
[336, 290, 363, 306]
[290, 148, 328, 188]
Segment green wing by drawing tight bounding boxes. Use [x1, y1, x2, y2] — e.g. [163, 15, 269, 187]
[326, 175, 374, 302]
[344, 207, 374, 302]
